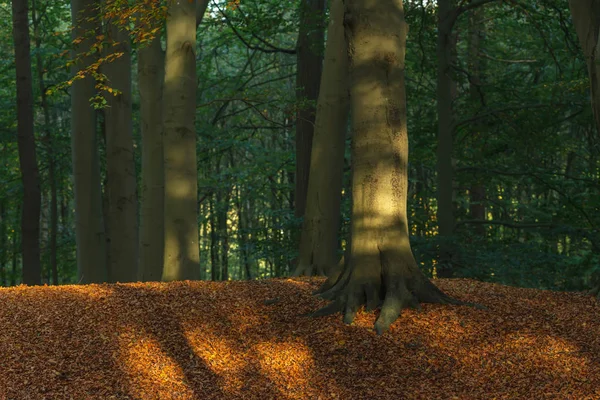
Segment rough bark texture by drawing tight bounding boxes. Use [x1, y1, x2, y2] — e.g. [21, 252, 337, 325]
[163, 0, 201, 281]
[569, 0, 600, 136]
[103, 21, 138, 283]
[70, 0, 107, 283]
[295, 0, 349, 277]
[313, 0, 461, 335]
[294, 0, 326, 220]
[13, 0, 41, 285]
[138, 35, 165, 282]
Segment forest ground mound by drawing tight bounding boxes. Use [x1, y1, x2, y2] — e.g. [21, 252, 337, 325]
[0, 277, 599, 399]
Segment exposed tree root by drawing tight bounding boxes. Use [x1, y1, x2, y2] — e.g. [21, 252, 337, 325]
[309, 247, 484, 335]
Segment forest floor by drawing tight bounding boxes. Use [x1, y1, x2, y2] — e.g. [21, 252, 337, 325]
[0, 277, 599, 400]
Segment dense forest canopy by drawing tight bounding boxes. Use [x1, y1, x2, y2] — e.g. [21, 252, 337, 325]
[0, 0, 598, 300]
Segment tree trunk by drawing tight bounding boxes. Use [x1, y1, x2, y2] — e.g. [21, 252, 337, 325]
[569, 0, 600, 136]
[32, 0, 58, 285]
[138, 33, 165, 282]
[467, 5, 486, 237]
[568, 0, 600, 296]
[70, 0, 107, 283]
[163, 0, 201, 281]
[312, 0, 461, 335]
[209, 196, 218, 281]
[103, 17, 138, 283]
[0, 201, 6, 286]
[12, 0, 41, 286]
[295, 0, 349, 277]
[294, 0, 326, 221]
[11, 207, 20, 286]
[436, 0, 456, 278]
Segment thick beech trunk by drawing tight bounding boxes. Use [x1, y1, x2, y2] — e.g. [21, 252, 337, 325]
[163, 0, 201, 281]
[13, 0, 42, 285]
[295, 0, 349, 277]
[138, 34, 165, 281]
[312, 0, 462, 335]
[103, 18, 138, 283]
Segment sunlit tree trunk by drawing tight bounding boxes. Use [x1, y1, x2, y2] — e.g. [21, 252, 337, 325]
[313, 0, 461, 335]
[103, 14, 138, 283]
[162, 0, 201, 281]
[70, 0, 107, 283]
[12, 0, 41, 285]
[295, 0, 349, 277]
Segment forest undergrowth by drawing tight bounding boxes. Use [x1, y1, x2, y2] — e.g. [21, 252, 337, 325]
[0, 277, 599, 399]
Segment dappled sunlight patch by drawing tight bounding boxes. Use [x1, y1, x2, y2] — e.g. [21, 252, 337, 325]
[254, 340, 319, 398]
[115, 326, 193, 399]
[184, 327, 247, 393]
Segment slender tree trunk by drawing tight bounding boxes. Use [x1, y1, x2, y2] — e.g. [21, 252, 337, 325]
[138, 34, 165, 282]
[11, 205, 21, 286]
[163, 0, 201, 281]
[295, 0, 349, 277]
[103, 14, 138, 283]
[217, 188, 230, 281]
[32, 0, 58, 285]
[468, 5, 486, 237]
[312, 0, 461, 335]
[12, 0, 41, 285]
[209, 196, 218, 281]
[0, 202, 6, 286]
[436, 0, 456, 278]
[294, 0, 326, 221]
[70, 0, 107, 283]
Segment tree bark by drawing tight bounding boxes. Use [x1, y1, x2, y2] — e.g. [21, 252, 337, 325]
[467, 5, 486, 237]
[138, 34, 165, 282]
[0, 201, 6, 286]
[103, 16, 138, 283]
[163, 0, 201, 281]
[436, 0, 456, 278]
[12, 0, 41, 286]
[294, 0, 326, 220]
[569, 0, 600, 136]
[70, 0, 107, 283]
[312, 0, 462, 335]
[295, 0, 349, 277]
[32, 0, 58, 285]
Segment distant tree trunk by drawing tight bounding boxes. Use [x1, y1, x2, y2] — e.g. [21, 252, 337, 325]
[294, 0, 326, 221]
[569, 0, 600, 136]
[295, 0, 349, 277]
[0, 202, 6, 286]
[70, 0, 107, 283]
[467, 5, 486, 237]
[163, 0, 201, 281]
[11, 205, 21, 286]
[436, 0, 457, 278]
[209, 196, 218, 281]
[138, 34, 165, 281]
[103, 17, 138, 283]
[12, 0, 41, 285]
[313, 0, 461, 335]
[32, 0, 58, 285]
[217, 188, 230, 281]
